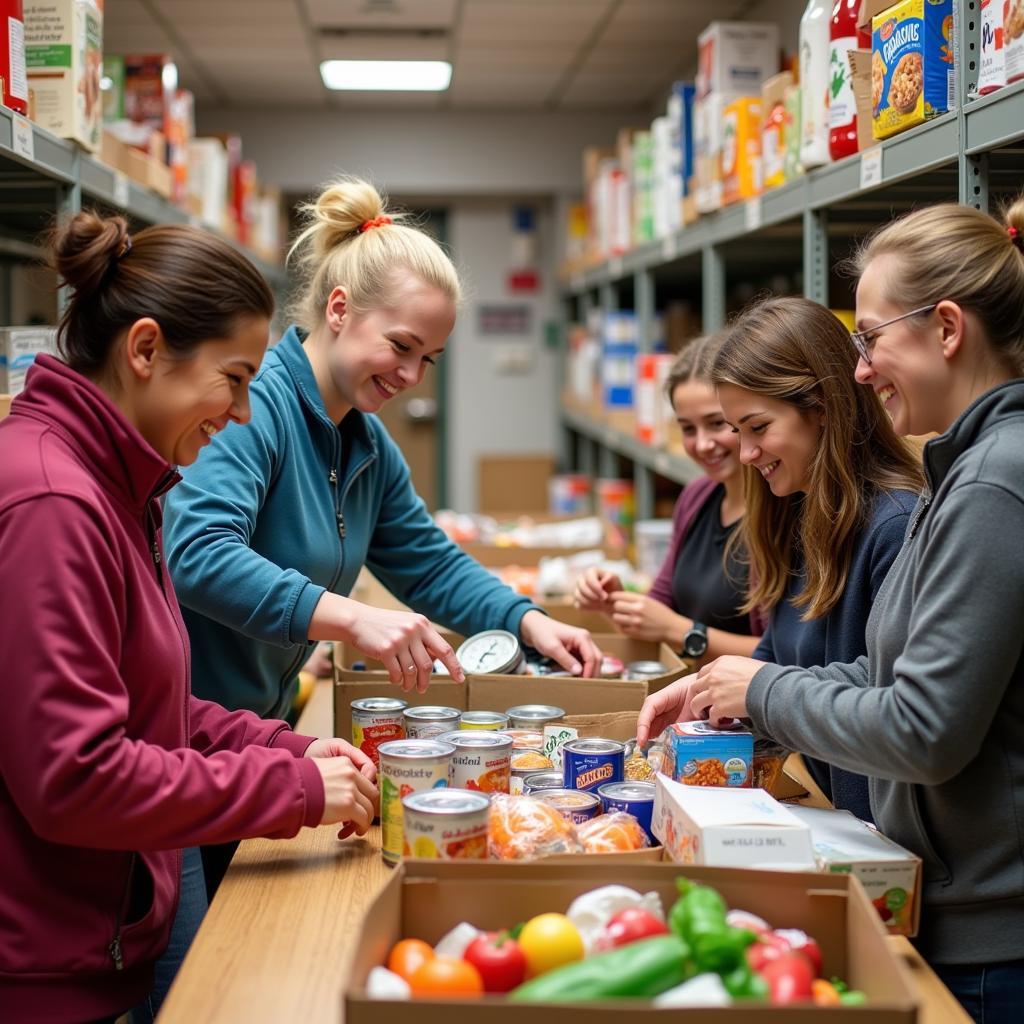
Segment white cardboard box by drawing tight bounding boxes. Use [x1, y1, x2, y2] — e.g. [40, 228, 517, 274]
[696, 21, 780, 99]
[653, 773, 816, 870]
[0, 327, 58, 396]
[787, 804, 922, 936]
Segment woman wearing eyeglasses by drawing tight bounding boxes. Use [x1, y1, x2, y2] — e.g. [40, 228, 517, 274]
[639, 199, 1024, 1023]
[639, 295, 922, 821]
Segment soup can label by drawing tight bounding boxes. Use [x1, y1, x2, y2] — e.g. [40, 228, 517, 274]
[378, 739, 454, 865]
[460, 711, 510, 731]
[401, 789, 490, 859]
[563, 738, 626, 792]
[598, 781, 657, 843]
[403, 706, 461, 739]
[351, 697, 407, 769]
[537, 788, 602, 825]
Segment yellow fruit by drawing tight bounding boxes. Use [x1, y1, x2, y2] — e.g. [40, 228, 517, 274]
[517, 912, 584, 977]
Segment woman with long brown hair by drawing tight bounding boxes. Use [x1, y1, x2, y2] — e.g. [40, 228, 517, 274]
[640, 295, 923, 819]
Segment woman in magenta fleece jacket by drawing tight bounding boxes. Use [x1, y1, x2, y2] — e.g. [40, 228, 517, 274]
[0, 212, 377, 1024]
[574, 334, 764, 663]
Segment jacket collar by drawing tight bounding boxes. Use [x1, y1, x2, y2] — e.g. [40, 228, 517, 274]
[924, 378, 1024, 489]
[272, 326, 377, 454]
[14, 355, 179, 511]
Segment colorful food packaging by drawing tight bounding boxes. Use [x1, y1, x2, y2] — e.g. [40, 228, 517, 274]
[401, 789, 490, 860]
[662, 720, 753, 788]
[488, 794, 584, 860]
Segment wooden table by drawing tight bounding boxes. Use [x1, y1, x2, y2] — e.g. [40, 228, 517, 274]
[159, 680, 971, 1023]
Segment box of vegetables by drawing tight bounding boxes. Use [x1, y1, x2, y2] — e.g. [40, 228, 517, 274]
[345, 860, 918, 1020]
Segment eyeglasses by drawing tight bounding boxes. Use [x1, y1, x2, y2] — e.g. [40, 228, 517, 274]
[850, 304, 938, 365]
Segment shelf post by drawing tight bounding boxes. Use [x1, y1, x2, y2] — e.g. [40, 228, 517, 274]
[701, 244, 725, 331]
[802, 206, 829, 306]
[956, 0, 989, 211]
[633, 462, 654, 522]
[634, 267, 655, 354]
[56, 150, 82, 312]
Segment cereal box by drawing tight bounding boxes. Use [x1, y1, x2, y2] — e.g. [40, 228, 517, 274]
[1006, 0, 1024, 84]
[979, 0, 1006, 94]
[787, 805, 922, 937]
[652, 775, 816, 869]
[719, 97, 762, 206]
[662, 720, 753, 787]
[871, 0, 955, 141]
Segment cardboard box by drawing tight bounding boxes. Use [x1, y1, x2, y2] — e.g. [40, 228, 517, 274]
[662, 720, 754, 787]
[123, 52, 174, 130]
[849, 50, 879, 153]
[477, 454, 555, 516]
[697, 21, 781, 99]
[0, 327, 58, 396]
[345, 860, 919, 1021]
[761, 71, 793, 190]
[720, 96, 762, 206]
[25, 0, 104, 152]
[788, 805, 922, 937]
[867, 0, 955, 140]
[0, 394, 12, 420]
[653, 775, 817, 869]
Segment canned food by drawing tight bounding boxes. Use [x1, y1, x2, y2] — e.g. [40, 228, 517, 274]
[625, 660, 668, 681]
[599, 655, 625, 679]
[522, 771, 565, 794]
[503, 729, 546, 750]
[403, 705, 461, 739]
[563, 738, 626, 792]
[598, 781, 657, 843]
[377, 739, 455, 866]
[505, 704, 566, 730]
[437, 730, 513, 793]
[510, 748, 555, 794]
[536, 788, 601, 825]
[401, 789, 490, 860]
[460, 710, 510, 731]
[351, 697, 408, 769]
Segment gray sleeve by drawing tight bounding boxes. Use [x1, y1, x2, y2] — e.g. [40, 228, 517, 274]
[747, 482, 1024, 786]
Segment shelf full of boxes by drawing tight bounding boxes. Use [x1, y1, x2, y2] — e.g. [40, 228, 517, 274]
[0, 1, 287, 400]
[558, 1, 1024, 525]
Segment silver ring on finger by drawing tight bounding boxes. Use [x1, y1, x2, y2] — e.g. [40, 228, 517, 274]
[406, 664, 416, 673]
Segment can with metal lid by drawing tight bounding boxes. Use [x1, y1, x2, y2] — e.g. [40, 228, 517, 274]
[599, 655, 625, 679]
[562, 738, 626, 792]
[509, 748, 555, 794]
[625, 660, 668, 681]
[505, 704, 566, 730]
[403, 705, 462, 739]
[598, 781, 657, 843]
[460, 710, 510, 731]
[377, 739, 455, 865]
[522, 770, 566, 794]
[437, 730, 513, 793]
[536, 788, 602, 825]
[351, 697, 408, 769]
[401, 788, 490, 860]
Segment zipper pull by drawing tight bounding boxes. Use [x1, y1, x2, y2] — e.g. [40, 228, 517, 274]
[109, 934, 124, 970]
[336, 510, 346, 538]
[329, 469, 338, 485]
[151, 539, 162, 567]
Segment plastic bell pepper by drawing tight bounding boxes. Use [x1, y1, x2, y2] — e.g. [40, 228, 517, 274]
[669, 878, 756, 974]
[509, 934, 692, 1002]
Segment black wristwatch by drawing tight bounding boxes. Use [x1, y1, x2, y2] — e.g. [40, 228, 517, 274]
[682, 621, 709, 659]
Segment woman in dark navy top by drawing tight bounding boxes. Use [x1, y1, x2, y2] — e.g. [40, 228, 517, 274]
[574, 334, 764, 662]
[639, 296, 923, 820]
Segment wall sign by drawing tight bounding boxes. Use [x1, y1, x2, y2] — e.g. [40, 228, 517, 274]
[478, 304, 532, 336]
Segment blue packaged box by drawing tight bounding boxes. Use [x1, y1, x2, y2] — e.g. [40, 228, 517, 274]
[601, 311, 637, 410]
[663, 720, 753, 787]
[871, 0, 955, 141]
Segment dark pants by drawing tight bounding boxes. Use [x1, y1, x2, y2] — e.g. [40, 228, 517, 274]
[933, 958, 1024, 1024]
[200, 838, 241, 899]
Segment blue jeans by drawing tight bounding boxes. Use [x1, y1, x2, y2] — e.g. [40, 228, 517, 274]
[131, 847, 208, 1023]
[932, 958, 1024, 1024]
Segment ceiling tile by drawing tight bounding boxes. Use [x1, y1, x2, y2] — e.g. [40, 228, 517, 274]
[558, 69, 665, 106]
[457, 1, 607, 45]
[453, 46, 570, 73]
[326, 90, 445, 108]
[305, 0, 457, 29]
[447, 69, 562, 102]
[318, 36, 449, 61]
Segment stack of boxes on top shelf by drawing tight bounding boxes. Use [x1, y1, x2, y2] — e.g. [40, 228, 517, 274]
[563, 2, 975, 279]
[10, 2, 285, 265]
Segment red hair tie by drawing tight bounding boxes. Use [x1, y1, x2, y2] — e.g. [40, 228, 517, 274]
[359, 215, 392, 233]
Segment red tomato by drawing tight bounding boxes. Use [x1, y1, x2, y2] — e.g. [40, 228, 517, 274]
[386, 938, 434, 982]
[463, 932, 528, 992]
[746, 931, 791, 972]
[773, 929, 823, 977]
[599, 908, 670, 950]
[408, 956, 484, 998]
[761, 951, 815, 1005]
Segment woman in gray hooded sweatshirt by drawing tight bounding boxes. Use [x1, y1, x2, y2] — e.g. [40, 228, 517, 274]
[639, 197, 1024, 1024]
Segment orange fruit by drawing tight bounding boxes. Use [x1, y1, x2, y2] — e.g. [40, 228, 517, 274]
[387, 938, 434, 982]
[408, 956, 484, 997]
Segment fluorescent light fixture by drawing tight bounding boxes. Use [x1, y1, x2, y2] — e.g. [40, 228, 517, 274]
[320, 59, 452, 92]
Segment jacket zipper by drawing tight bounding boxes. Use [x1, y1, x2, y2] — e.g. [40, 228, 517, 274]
[109, 852, 136, 970]
[329, 467, 345, 538]
[908, 493, 932, 539]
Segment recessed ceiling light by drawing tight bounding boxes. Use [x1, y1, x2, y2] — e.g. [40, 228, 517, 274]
[319, 60, 452, 92]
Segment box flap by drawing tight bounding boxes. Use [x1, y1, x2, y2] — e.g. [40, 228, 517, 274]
[789, 805, 924, 865]
[658, 776, 808, 828]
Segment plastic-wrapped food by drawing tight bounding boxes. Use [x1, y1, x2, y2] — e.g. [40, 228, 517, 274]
[488, 794, 584, 860]
[576, 812, 649, 854]
[752, 739, 790, 795]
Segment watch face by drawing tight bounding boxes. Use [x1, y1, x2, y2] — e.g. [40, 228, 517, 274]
[684, 629, 708, 658]
[456, 629, 524, 675]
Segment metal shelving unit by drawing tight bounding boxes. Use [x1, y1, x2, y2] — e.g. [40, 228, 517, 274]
[0, 106, 287, 292]
[561, 3, 1024, 521]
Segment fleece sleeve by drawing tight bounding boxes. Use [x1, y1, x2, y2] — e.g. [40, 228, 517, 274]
[0, 495, 324, 852]
[364, 426, 539, 638]
[746, 481, 1024, 785]
[163, 388, 324, 648]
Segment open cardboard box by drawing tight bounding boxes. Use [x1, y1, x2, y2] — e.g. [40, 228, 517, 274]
[335, 633, 684, 742]
[345, 860, 918, 1022]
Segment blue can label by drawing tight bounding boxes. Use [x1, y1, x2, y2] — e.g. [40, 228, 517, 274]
[598, 781, 656, 842]
[563, 740, 625, 791]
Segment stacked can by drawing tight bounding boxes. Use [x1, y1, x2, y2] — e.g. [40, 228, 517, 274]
[598, 781, 657, 844]
[460, 711, 510, 731]
[403, 705, 461, 739]
[351, 697, 407, 770]
[401, 789, 491, 860]
[562, 738, 626, 792]
[439, 730, 513, 794]
[377, 739, 454, 865]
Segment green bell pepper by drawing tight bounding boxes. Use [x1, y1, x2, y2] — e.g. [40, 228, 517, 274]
[669, 878, 756, 974]
[722, 963, 770, 1002]
[509, 934, 692, 1002]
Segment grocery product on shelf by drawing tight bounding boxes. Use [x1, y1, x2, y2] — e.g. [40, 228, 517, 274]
[828, 0, 872, 160]
[720, 96, 762, 204]
[799, 0, 832, 168]
[1006, 0, 1024, 84]
[1, 0, 28, 115]
[761, 71, 793, 189]
[979, 0, 1006, 94]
